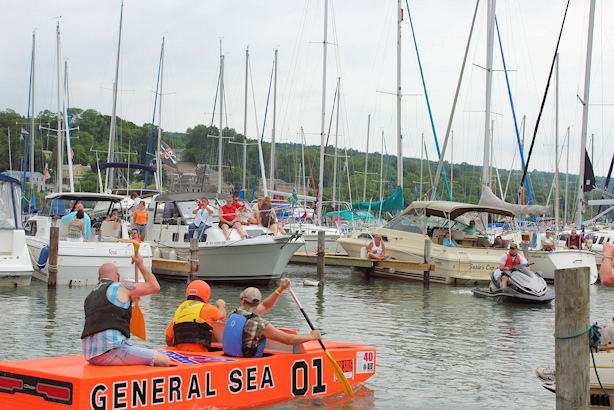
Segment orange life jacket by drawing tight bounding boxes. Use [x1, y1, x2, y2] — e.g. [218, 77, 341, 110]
[505, 253, 521, 268]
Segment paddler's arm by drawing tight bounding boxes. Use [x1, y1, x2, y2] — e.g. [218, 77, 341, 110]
[215, 299, 227, 319]
[116, 253, 161, 303]
[263, 324, 321, 345]
[601, 243, 614, 287]
[256, 278, 290, 315]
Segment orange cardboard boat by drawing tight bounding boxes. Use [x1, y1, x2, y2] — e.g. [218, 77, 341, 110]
[0, 323, 376, 409]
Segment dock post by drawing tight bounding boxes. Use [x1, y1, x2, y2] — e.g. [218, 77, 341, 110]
[48, 227, 59, 288]
[423, 238, 431, 287]
[188, 238, 199, 283]
[555, 267, 590, 409]
[317, 230, 325, 285]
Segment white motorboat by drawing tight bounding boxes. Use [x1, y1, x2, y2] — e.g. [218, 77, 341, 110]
[337, 201, 515, 285]
[525, 231, 598, 284]
[24, 192, 151, 286]
[147, 192, 304, 283]
[0, 175, 33, 287]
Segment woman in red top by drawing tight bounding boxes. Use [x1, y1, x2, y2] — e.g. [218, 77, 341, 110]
[219, 195, 248, 240]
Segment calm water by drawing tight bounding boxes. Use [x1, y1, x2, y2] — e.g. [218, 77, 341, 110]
[1, 265, 612, 409]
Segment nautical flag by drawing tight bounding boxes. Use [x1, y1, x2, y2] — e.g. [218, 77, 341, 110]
[291, 188, 299, 205]
[21, 128, 29, 135]
[343, 159, 348, 171]
[160, 140, 179, 169]
[44, 163, 51, 180]
[70, 148, 74, 159]
[413, 185, 418, 195]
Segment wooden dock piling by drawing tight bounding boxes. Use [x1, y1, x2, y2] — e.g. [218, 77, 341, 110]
[554, 266, 590, 409]
[48, 227, 59, 288]
[189, 238, 199, 283]
[423, 239, 431, 287]
[317, 231, 325, 284]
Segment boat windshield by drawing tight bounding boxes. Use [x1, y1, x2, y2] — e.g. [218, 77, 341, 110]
[0, 181, 20, 229]
[383, 215, 425, 234]
[40, 198, 118, 224]
[384, 211, 488, 238]
[175, 201, 220, 223]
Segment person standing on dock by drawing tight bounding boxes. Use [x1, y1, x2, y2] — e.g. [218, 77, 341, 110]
[81, 254, 170, 367]
[367, 234, 390, 259]
[498, 243, 528, 288]
[222, 285, 321, 358]
[165, 280, 226, 352]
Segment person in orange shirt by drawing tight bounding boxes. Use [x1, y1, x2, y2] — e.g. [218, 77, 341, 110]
[131, 201, 149, 241]
[165, 280, 227, 352]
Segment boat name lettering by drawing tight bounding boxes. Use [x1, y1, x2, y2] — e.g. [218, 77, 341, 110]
[469, 264, 498, 271]
[228, 365, 274, 394]
[89, 372, 216, 410]
[291, 358, 327, 397]
[108, 249, 118, 256]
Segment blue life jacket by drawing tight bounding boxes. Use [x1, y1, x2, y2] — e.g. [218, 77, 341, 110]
[223, 311, 266, 358]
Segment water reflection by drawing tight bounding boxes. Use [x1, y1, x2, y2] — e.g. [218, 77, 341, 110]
[0, 266, 589, 408]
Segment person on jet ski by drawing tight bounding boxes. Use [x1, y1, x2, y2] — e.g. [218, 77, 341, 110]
[499, 243, 529, 288]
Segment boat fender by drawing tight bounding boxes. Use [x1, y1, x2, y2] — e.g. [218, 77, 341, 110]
[532, 233, 538, 249]
[37, 246, 49, 270]
[223, 312, 266, 358]
[169, 249, 178, 260]
[153, 247, 161, 259]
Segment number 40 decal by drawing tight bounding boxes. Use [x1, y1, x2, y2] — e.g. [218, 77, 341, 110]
[291, 358, 327, 397]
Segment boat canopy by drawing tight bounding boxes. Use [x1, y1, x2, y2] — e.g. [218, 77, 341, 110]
[44, 192, 125, 202]
[400, 200, 515, 220]
[478, 186, 552, 216]
[98, 162, 157, 173]
[154, 192, 218, 203]
[352, 186, 404, 213]
[326, 209, 377, 221]
[0, 174, 21, 185]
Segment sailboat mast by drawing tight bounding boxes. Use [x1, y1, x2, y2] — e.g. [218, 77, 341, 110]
[333, 77, 340, 203]
[481, 0, 496, 188]
[218, 50, 224, 194]
[156, 37, 165, 190]
[363, 114, 371, 202]
[63, 61, 74, 192]
[316, 0, 328, 224]
[56, 22, 63, 193]
[555, 53, 560, 231]
[396, 0, 403, 189]
[30, 32, 35, 197]
[380, 132, 385, 201]
[243, 47, 249, 192]
[576, 0, 596, 227]
[270, 49, 277, 191]
[565, 126, 570, 225]
[106, 0, 123, 192]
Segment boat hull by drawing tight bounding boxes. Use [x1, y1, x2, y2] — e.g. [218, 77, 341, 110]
[27, 238, 150, 286]
[0, 230, 33, 287]
[0, 337, 376, 409]
[472, 288, 554, 305]
[338, 228, 508, 285]
[526, 249, 598, 284]
[152, 235, 303, 282]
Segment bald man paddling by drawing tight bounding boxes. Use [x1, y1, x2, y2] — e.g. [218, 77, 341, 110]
[81, 254, 170, 367]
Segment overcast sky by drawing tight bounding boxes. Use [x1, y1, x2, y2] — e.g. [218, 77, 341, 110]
[3, 0, 614, 179]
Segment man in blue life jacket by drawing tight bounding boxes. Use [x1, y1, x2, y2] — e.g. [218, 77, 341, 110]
[81, 254, 170, 367]
[223, 285, 321, 358]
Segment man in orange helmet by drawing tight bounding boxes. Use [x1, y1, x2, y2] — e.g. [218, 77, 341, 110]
[165, 280, 226, 352]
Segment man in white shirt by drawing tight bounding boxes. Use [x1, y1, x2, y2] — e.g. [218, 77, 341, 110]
[189, 197, 214, 241]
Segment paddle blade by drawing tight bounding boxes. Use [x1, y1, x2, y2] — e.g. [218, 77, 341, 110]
[130, 303, 146, 340]
[324, 349, 354, 397]
[132, 240, 140, 255]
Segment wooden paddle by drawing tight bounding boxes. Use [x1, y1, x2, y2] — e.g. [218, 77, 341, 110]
[130, 240, 146, 340]
[287, 287, 353, 397]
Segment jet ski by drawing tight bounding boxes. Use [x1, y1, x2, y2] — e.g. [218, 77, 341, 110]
[472, 264, 554, 305]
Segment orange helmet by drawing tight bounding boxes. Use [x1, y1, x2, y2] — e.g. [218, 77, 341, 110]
[186, 280, 211, 302]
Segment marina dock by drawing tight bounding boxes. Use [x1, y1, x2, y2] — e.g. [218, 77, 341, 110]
[290, 252, 434, 273]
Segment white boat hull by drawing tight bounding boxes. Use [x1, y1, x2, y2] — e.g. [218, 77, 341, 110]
[152, 235, 303, 282]
[0, 229, 33, 287]
[525, 249, 598, 284]
[27, 237, 150, 286]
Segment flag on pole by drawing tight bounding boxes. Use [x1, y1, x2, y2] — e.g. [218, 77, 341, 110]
[71, 148, 74, 159]
[291, 188, 299, 205]
[160, 140, 179, 169]
[413, 185, 418, 195]
[44, 163, 51, 180]
[21, 128, 29, 135]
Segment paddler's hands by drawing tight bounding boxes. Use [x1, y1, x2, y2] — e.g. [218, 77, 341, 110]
[310, 330, 321, 340]
[215, 299, 226, 309]
[279, 278, 290, 291]
[131, 295, 142, 304]
[131, 253, 144, 267]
